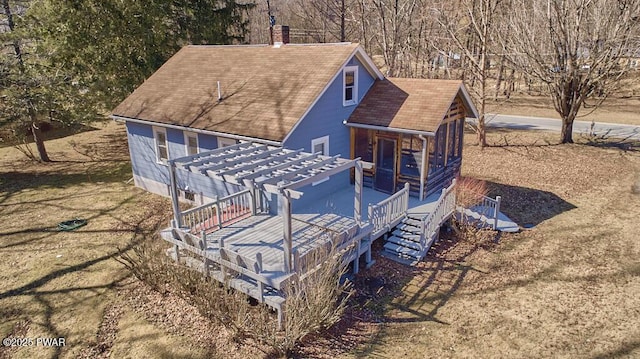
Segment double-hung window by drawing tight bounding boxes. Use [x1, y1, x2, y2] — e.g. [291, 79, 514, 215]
[343, 66, 358, 106]
[311, 135, 330, 185]
[184, 132, 199, 156]
[153, 126, 169, 164]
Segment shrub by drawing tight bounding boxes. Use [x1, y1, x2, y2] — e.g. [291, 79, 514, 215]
[455, 176, 489, 208]
[118, 234, 353, 357]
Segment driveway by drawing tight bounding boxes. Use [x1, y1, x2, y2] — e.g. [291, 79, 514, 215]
[472, 114, 640, 141]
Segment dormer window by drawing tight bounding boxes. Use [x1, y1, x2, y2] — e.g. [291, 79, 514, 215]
[343, 66, 358, 106]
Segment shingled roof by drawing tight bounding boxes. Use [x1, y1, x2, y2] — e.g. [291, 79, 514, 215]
[347, 78, 478, 133]
[112, 43, 369, 142]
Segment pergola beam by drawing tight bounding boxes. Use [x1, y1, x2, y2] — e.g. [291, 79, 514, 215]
[238, 151, 315, 183]
[284, 158, 356, 190]
[173, 142, 249, 165]
[187, 144, 268, 170]
[253, 155, 340, 188]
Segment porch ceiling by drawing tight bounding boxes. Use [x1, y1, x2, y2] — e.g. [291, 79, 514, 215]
[172, 142, 357, 198]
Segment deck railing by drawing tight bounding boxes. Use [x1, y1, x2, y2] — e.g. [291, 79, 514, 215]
[461, 195, 502, 230]
[180, 189, 258, 233]
[368, 182, 410, 238]
[419, 179, 457, 249]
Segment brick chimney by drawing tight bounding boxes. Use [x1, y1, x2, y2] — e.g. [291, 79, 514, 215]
[272, 25, 290, 47]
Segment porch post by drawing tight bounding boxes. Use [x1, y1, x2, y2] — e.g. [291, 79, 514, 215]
[250, 187, 257, 215]
[354, 161, 363, 224]
[169, 160, 182, 228]
[281, 191, 293, 273]
[419, 135, 428, 201]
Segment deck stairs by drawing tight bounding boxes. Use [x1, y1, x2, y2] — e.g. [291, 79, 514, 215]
[381, 215, 438, 265]
[378, 179, 459, 266]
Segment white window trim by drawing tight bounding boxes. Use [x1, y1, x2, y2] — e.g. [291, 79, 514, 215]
[342, 65, 359, 107]
[184, 131, 199, 156]
[217, 137, 237, 148]
[153, 126, 169, 165]
[311, 135, 330, 186]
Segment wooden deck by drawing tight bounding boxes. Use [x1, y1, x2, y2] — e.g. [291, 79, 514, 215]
[207, 213, 359, 271]
[162, 212, 366, 290]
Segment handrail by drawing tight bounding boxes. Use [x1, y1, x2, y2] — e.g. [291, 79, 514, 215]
[179, 189, 254, 233]
[458, 193, 502, 230]
[419, 179, 457, 249]
[367, 182, 410, 237]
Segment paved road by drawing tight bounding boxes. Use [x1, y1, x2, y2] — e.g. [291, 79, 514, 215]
[474, 114, 640, 141]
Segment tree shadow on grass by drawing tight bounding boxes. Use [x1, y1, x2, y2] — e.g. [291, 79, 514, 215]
[485, 181, 577, 227]
[340, 230, 501, 358]
[0, 198, 168, 359]
[0, 160, 132, 209]
[0, 123, 101, 150]
[579, 135, 640, 153]
[383, 229, 498, 324]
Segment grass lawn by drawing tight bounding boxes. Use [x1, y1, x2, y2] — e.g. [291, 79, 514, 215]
[1, 121, 639, 358]
[487, 95, 640, 126]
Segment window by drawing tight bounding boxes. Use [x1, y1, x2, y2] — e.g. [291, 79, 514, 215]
[311, 136, 330, 185]
[218, 137, 237, 148]
[343, 66, 358, 106]
[184, 132, 199, 156]
[153, 126, 169, 164]
[182, 190, 196, 202]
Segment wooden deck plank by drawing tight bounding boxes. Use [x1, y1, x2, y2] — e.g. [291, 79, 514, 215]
[200, 213, 359, 273]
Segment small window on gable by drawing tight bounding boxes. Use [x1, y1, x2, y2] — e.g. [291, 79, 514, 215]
[153, 126, 169, 164]
[311, 135, 330, 185]
[184, 132, 199, 156]
[218, 137, 237, 148]
[343, 66, 358, 106]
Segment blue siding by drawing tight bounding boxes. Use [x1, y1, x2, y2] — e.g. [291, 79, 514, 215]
[126, 122, 171, 185]
[284, 56, 376, 213]
[126, 122, 240, 200]
[198, 133, 219, 151]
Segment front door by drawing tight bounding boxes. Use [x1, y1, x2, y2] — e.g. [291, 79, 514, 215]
[375, 137, 396, 193]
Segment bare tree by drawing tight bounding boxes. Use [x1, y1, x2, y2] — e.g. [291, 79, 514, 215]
[506, 0, 640, 143]
[434, 0, 505, 147]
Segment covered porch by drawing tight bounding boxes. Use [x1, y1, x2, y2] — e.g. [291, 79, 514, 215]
[345, 78, 476, 200]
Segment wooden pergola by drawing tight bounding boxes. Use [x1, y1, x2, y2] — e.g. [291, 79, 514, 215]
[168, 142, 372, 273]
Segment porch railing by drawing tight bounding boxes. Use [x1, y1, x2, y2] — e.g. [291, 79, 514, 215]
[179, 189, 260, 233]
[459, 195, 502, 230]
[367, 182, 410, 239]
[419, 179, 457, 250]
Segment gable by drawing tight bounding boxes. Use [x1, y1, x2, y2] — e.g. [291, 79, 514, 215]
[347, 78, 478, 133]
[112, 43, 382, 142]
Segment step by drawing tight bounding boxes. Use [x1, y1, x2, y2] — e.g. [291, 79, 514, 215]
[391, 228, 421, 240]
[402, 217, 422, 227]
[383, 242, 423, 259]
[386, 235, 423, 251]
[394, 223, 421, 234]
[379, 249, 419, 266]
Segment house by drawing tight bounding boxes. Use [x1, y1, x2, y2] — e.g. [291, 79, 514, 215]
[111, 26, 479, 328]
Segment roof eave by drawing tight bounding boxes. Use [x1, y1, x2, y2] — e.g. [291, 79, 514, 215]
[343, 121, 436, 137]
[458, 83, 479, 118]
[110, 114, 283, 146]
